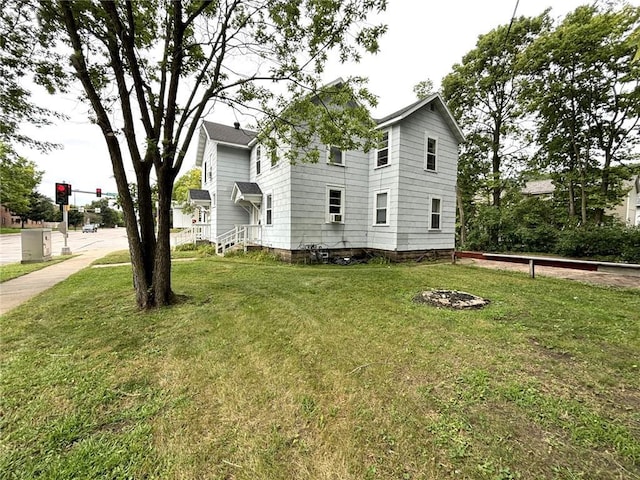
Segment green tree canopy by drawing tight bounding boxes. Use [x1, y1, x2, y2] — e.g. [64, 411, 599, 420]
[0, 142, 43, 220]
[442, 12, 550, 245]
[521, 2, 640, 224]
[0, 3, 64, 151]
[172, 167, 201, 204]
[14, 0, 388, 309]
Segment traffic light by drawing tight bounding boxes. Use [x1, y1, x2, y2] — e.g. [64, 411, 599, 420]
[55, 183, 69, 205]
[96, 188, 102, 197]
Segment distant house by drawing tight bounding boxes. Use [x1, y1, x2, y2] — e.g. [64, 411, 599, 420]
[522, 175, 640, 226]
[521, 179, 554, 198]
[179, 84, 464, 261]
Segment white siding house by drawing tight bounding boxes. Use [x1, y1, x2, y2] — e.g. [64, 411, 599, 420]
[189, 91, 464, 261]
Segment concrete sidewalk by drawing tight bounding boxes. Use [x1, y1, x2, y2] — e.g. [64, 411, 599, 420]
[0, 249, 118, 316]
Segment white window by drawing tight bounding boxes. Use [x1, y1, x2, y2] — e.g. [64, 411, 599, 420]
[256, 145, 261, 175]
[374, 190, 389, 225]
[327, 186, 345, 223]
[327, 145, 345, 165]
[425, 134, 438, 171]
[265, 194, 273, 225]
[376, 130, 390, 167]
[430, 197, 441, 230]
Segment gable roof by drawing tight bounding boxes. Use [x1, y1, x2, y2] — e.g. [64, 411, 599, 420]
[231, 182, 263, 206]
[188, 189, 211, 201]
[195, 121, 256, 166]
[203, 121, 256, 147]
[375, 93, 465, 143]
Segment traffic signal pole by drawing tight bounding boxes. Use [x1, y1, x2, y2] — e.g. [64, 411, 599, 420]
[61, 206, 71, 255]
[54, 183, 109, 255]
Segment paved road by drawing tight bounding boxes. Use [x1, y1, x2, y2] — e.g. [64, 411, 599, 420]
[0, 227, 129, 265]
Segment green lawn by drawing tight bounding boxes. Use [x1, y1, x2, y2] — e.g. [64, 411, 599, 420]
[1, 255, 638, 479]
[0, 256, 75, 283]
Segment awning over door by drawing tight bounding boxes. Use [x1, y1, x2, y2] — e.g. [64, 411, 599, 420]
[188, 189, 211, 208]
[231, 182, 263, 206]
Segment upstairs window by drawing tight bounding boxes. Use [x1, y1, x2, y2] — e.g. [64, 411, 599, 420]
[376, 130, 390, 167]
[425, 135, 438, 171]
[327, 145, 344, 165]
[256, 145, 262, 175]
[430, 197, 441, 230]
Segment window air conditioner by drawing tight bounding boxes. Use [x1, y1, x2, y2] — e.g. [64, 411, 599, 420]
[330, 213, 342, 223]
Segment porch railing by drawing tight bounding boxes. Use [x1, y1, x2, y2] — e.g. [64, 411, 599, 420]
[172, 223, 212, 247]
[216, 224, 262, 255]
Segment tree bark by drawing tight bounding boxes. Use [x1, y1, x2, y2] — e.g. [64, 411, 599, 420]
[456, 184, 466, 247]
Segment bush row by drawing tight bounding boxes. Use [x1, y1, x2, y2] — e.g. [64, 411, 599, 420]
[464, 224, 640, 264]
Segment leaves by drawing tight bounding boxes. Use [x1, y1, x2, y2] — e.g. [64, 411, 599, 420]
[0, 142, 43, 218]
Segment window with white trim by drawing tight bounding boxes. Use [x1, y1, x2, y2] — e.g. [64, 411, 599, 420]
[265, 194, 273, 225]
[376, 130, 390, 167]
[327, 186, 345, 223]
[430, 197, 441, 230]
[425, 134, 438, 171]
[256, 145, 262, 175]
[374, 191, 389, 225]
[327, 145, 344, 165]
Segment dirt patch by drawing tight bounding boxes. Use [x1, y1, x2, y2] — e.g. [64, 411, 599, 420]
[413, 290, 490, 310]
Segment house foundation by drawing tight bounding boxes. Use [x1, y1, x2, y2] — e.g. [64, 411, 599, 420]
[254, 246, 454, 264]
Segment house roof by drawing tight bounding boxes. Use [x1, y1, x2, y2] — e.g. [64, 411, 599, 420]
[231, 182, 263, 206]
[375, 93, 465, 143]
[195, 121, 257, 166]
[522, 179, 555, 196]
[188, 189, 211, 201]
[202, 121, 256, 147]
[233, 182, 263, 195]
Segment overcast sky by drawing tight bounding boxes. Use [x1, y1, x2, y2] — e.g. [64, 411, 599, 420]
[20, 0, 606, 206]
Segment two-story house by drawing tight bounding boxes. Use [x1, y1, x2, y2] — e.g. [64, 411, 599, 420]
[187, 88, 464, 262]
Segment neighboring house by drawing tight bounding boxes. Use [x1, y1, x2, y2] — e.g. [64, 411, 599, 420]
[183, 85, 464, 261]
[613, 175, 640, 226]
[172, 190, 212, 228]
[1, 204, 43, 229]
[522, 175, 640, 226]
[521, 179, 554, 199]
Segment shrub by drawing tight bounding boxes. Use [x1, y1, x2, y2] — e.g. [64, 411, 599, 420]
[555, 225, 640, 263]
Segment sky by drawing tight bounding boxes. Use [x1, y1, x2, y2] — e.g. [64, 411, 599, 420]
[19, 0, 609, 207]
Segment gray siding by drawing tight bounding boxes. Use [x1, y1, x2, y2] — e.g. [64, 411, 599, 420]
[251, 143, 292, 249]
[215, 144, 251, 236]
[289, 144, 370, 251]
[395, 104, 458, 250]
[196, 95, 460, 254]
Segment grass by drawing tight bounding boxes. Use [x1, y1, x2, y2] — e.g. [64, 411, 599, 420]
[1, 254, 638, 479]
[0, 256, 75, 283]
[93, 246, 213, 266]
[0, 227, 21, 235]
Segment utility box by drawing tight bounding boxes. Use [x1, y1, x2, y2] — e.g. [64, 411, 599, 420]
[21, 229, 52, 264]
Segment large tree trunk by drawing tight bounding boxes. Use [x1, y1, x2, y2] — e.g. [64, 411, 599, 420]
[152, 168, 176, 306]
[567, 179, 576, 219]
[456, 185, 466, 247]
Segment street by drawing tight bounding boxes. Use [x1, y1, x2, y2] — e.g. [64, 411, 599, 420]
[0, 227, 130, 265]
